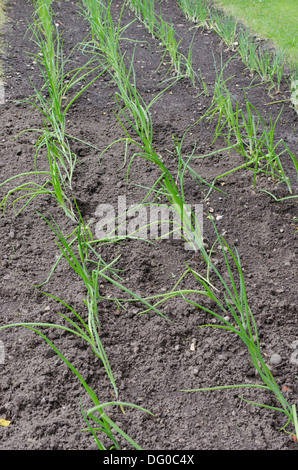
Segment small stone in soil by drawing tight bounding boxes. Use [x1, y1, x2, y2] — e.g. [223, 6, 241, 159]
[270, 353, 282, 365]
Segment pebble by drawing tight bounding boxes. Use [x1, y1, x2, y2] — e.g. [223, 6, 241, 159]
[216, 215, 223, 221]
[190, 367, 199, 376]
[270, 353, 282, 365]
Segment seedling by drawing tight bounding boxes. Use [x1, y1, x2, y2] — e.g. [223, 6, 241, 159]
[179, 226, 298, 442]
[210, 8, 238, 50]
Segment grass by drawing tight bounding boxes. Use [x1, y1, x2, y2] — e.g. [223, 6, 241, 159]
[1, 0, 297, 450]
[210, 0, 298, 66]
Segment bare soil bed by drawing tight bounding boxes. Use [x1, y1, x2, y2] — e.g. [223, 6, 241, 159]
[0, 0, 297, 450]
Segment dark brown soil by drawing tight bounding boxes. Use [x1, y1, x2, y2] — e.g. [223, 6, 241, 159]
[0, 0, 297, 451]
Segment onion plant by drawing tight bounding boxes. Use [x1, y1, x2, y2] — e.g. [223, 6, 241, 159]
[253, 47, 278, 84]
[291, 76, 298, 114]
[81, 0, 156, 147]
[237, 27, 258, 73]
[205, 103, 296, 195]
[270, 49, 286, 94]
[207, 55, 238, 144]
[155, 15, 183, 76]
[40, 209, 167, 318]
[80, 0, 206, 250]
[179, 227, 298, 442]
[0, 138, 76, 219]
[1, 0, 107, 220]
[100, 101, 206, 250]
[28, 2, 105, 183]
[97, 124, 227, 251]
[0, 319, 152, 450]
[28, 0, 106, 202]
[108, 116, 205, 252]
[203, 60, 297, 194]
[103, 68, 208, 250]
[120, 222, 298, 441]
[126, 0, 199, 86]
[237, 29, 286, 94]
[209, 8, 238, 51]
[80, 0, 136, 73]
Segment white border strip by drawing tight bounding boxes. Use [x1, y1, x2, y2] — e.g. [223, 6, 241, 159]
[0, 80, 4, 104]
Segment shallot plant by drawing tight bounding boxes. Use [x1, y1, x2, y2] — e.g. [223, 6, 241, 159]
[0, 0, 106, 220]
[180, 227, 298, 442]
[126, 0, 199, 86]
[203, 61, 298, 194]
[81, 0, 209, 250]
[177, 0, 211, 29]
